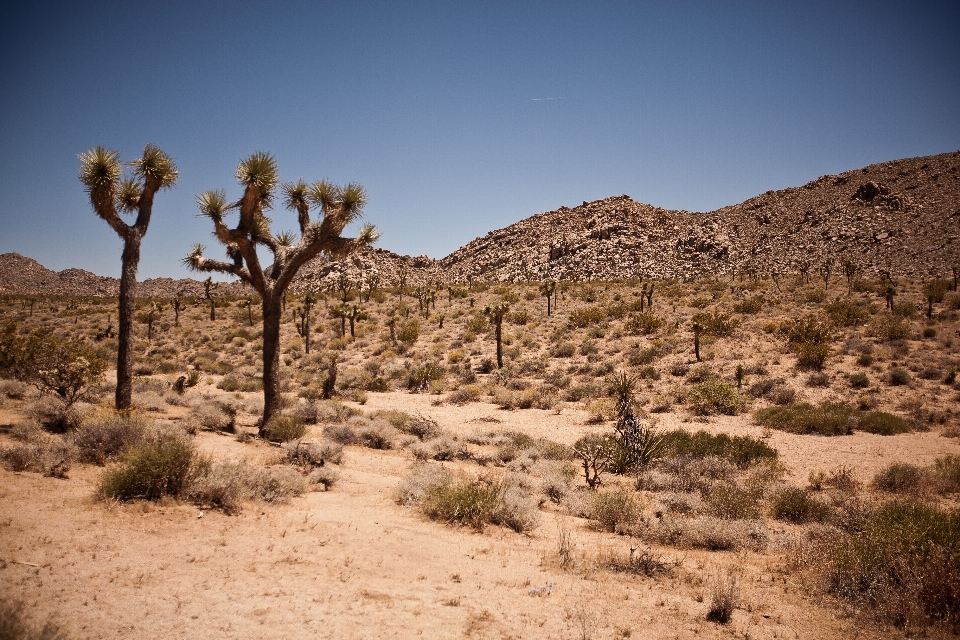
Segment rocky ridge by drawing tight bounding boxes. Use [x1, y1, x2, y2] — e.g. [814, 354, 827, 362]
[2, 151, 958, 297]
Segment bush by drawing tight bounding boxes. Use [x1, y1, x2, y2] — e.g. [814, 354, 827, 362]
[658, 429, 777, 468]
[769, 486, 831, 523]
[407, 362, 444, 392]
[888, 367, 911, 386]
[872, 463, 924, 493]
[2, 439, 77, 478]
[687, 381, 748, 416]
[419, 475, 539, 533]
[70, 412, 149, 465]
[591, 487, 641, 533]
[624, 313, 663, 335]
[825, 299, 871, 327]
[549, 342, 576, 358]
[261, 416, 306, 442]
[98, 431, 207, 501]
[856, 411, 911, 435]
[782, 315, 834, 370]
[732, 296, 764, 314]
[706, 572, 740, 624]
[189, 460, 308, 514]
[704, 482, 760, 520]
[754, 403, 853, 436]
[848, 372, 870, 389]
[869, 313, 909, 341]
[446, 385, 481, 405]
[642, 516, 767, 551]
[933, 456, 960, 494]
[812, 500, 960, 629]
[691, 311, 738, 337]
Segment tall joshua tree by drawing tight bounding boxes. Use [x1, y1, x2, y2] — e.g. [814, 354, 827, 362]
[539, 280, 557, 316]
[79, 145, 178, 410]
[484, 301, 511, 369]
[184, 152, 377, 430]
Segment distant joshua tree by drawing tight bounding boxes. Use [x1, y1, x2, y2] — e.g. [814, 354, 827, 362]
[202, 276, 220, 321]
[172, 289, 185, 327]
[184, 152, 377, 430]
[820, 258, 834, 293]
[295, 291, 318, 354]
[483, 301, 511, 369]
[79, 144, 178, 410]
[539, 280, 557, 316]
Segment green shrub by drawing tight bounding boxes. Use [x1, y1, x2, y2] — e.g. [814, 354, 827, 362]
[933, 456, 960, 494]
[754, 403, 853, 436]
[888, 367, 911, 386]
[922, 327, 937, 339]
[770, 487, 832, 523]
[98, 432, 207, 501]
[732, 296, 764, 314]
[855, 411, 911, 435]
[624, 313, 663, 335]
[261, 416, 306, 442]
[687, 381, 748, 416]
[848, 372, 870, 389]
[658, 429, 777, 468]
[782, 315, 834, 370]
[825, 299, 871, 327]
[549, 342, 576, 358]
[407, 362, 444, 391]
[869, 313, 909, 340]
[591, 487, 641, 533]
[690, 311, 739, 337]
[872, 463, 924, 492]
[421, 476, 538, 533]
[815, 500, 960, 628]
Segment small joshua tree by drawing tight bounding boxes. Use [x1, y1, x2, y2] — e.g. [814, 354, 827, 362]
[820, 257, 834, 292]
[692, 319, 705, 362]
[184, 152, 377, 430]
[345, 303, 367, 338]
[202, 276, 219, 321]
[295, 291, 318, 354]
[172, 289, 185, 327]
[610, 372, 662, 470]
[483, 301, 511, 369]
[79, 144, 178, 410]
[923, 279, 950, 320]
[539, 280, 557, 316]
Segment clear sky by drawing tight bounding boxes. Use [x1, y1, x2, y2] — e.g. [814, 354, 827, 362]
[1, 1, 958, 280]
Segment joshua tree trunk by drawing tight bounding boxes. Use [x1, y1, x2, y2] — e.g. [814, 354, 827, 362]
[261, 293, 283, 427]
[116, 236, 142, 408]
[494, 321, 503, 369]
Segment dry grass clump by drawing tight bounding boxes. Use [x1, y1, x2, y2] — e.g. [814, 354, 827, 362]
[0, 378, 30, 399]
[703, 482, 760, 520]
[396, 464, 539, 533]
[659, 429, 777, 468]
[189, 460, 308, 513]
[601, 545, 678, 578]
[806, 499, 959, 632]
[1, 434, 76, 478]
[186, 401, 234, 432]
[590, 487, 642, 533]
[641, 515, 767, 551]
[281, 439, 344, 467]
[409, 435, 464, 461]
[98, 428, 207, 501]
[261, 415, 306, 442]
[705, 571, 740, 624]
[769, 486, 832, 523]
[25, 396, 84, 433]
[872, 463, 925, 493]
[68, 411, 149, 465]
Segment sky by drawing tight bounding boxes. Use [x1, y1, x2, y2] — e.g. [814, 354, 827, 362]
[1, 0, 958, 280]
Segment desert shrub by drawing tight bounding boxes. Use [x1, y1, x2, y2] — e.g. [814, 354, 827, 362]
[446, 385, 481, 405]
[188, 402, 233, 431]
[323, 423, 358, 445]
[746, 377, 776, 398]
[658, 429, 777, 468]
[642, 516, 767, 551]
[25, 396, 84, 433]
[685, 364, 716, 383]
[69, 412, 149, 465]
[706, 572, 740, 624]
[856, 411, 911, 435]
[261, 416, 306, 442]
[1, 438, 77, 478]
[628, 342, 670, 366]
[396, 462, 451, 505]
[0, 599, 68, 640]
[590, 487, 641, 533]
[754, 403, 853, 435]
[782, 314, 834, 370]
[308, 465, 341, 490]
[98, 431, 207, 501]
[190, 460, 307, 513]
[849, 372, 870, 389]
[315, 399, 362, 423]
[687, 380, 748, 416]
[932, 456, 960, 494]
[812, 500, 959, 629]
[549, 342, 576, 358]
[419, 475, 539, 533]
[805, 371, 831, 388]
[869, 313, 910, 340]
[356, 420, 399, 450]
[872, 463, 925, 493]
[407, 361, 444, 392]
[568, 305, 607, 328]
[624, 313, 663, 335]
[398, 413, 442, 440]
[770, 486, 832, 523]
[288, 400, 320, 424]
[771, 386, 796, 405]
[888, 367, 911, 386]
[396, 318, 420, 346]
[704, 482, 760, 520]
[0, 379, 29, 399]
[691, 311, 738, 337]
[732, 296, 764, 314]
[282, 440, 344, 467]
[825, 298, 871, 327]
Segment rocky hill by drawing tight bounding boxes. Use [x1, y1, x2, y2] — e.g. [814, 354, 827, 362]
[438, 150, 960, 282]
[3, 151, 958, 296]
[0, 253, 252, 298]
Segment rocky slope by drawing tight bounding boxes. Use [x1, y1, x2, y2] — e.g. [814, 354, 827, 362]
[3, 151, 958, 296]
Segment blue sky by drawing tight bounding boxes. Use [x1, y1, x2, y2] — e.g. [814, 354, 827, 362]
[1, 1, 958, 279]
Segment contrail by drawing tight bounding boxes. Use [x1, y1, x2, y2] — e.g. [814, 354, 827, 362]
[526, 97, 566, 101]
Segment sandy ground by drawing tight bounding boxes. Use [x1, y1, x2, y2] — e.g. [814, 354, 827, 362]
[5, 390, 954, 639]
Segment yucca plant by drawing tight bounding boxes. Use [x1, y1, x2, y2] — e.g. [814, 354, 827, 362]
[184, 153, 378, 431]
[78, 145, 178, 409]
[609, 371, 663, 470]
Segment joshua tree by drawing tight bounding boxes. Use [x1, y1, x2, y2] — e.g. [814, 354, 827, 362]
[329, 303, 349, 337]
[923, 279, 950, 320]
[645, 282, 654, 310]
[79, 144, 178, 410]
[483, 301, 511, 369]
[884, 284, 897, 311]
[820, 258, 834, 292]
[345, 303, 367, 338]
[842, 259, 859, 293]
[692, 318, 705, 362]
[295, 291, 318, 354]
[952, 265, 959, 292]
[396, 267, 408, 300]
[796, 259, 811, 285]
[539, 280, 557, 316]
[172, 289, 185, 327]
[202, 276, 220, 321]
[364, 273, 380, 302]
[184, 152, 377, 430]
[334, 272, 355, 303]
